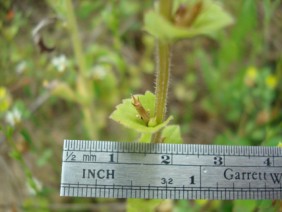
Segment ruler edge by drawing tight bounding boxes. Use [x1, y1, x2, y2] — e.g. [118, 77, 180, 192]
[62, 139, 282, 156]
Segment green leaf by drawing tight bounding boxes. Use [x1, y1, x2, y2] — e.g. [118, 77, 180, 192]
[162, 125, 183, 144]
[9, 149, 22, 161]
[256, 200, 277, 212]
[20, 128, 35, 151]
[144, 0, 233, 42]
[233, 200, 257, 212]
[23, 197, 49, 212]
[139, 133, 152, 143]
[110, 91, 173, 133]
[127, 199, 172, 212]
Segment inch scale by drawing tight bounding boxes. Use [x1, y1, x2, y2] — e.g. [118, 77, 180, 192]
[60, 140, 282, 199]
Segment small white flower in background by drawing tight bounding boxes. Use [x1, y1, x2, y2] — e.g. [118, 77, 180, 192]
[51, 54, 68, 72]
[5, 108, 22, 126]
[16, 61, 27, 74]
[91, 65, 107, 80]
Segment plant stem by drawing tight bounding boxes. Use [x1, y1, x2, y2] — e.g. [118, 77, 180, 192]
[6, 130, 39, 194]
[155, 43, 171, 125]
[65, 0, 97, 138]
[65, 0, 87, 77]
[151, 0, 173, 143]
[158, 0, 173, 22]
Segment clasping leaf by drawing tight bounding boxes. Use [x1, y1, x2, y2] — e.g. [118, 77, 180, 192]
[110, 91, 173, 134]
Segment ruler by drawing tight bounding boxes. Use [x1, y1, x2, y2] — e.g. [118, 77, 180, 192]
[60, 140, 282, 200]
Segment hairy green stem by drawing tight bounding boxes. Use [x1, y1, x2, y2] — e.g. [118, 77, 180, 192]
[158, 0, 173, 22]
[152, 0, 173, 143]
[154, 43, 171, 124]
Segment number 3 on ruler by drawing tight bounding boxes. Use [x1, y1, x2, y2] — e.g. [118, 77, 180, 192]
[214, 156, 223, 165]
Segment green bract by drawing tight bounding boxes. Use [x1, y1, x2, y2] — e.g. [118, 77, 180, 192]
[161, 125, 183, 144]
[144, 0, 233, 42]
[110, 91, 173, 133]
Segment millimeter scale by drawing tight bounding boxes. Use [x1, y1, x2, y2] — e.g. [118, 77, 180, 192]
[60, 140, 282, 199]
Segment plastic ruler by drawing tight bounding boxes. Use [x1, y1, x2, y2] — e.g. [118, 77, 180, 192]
[60, 140, 282, 199]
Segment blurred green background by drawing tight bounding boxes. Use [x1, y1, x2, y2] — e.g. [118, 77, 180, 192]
[0, 0, 281, 211]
